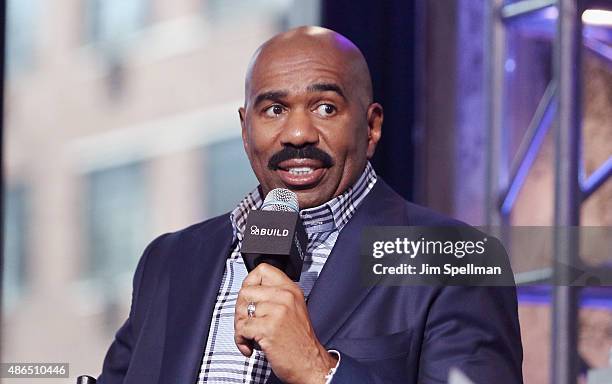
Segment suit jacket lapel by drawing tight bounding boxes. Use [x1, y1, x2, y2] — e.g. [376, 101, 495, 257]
[306, 180, 408, 346]
[159, 216, 233, 384]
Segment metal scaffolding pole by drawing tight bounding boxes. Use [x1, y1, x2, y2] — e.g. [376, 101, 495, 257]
[501, 0, 557, 20]
[552, 0, 582, 383]
[485, 0, 507, 228]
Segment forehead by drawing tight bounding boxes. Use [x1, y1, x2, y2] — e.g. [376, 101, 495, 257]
[247, 46, 355, 99]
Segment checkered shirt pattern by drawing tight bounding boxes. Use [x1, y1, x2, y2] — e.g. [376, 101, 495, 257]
[196, 162, 377, 383]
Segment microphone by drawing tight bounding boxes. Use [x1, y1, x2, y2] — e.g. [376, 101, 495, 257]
[241, 188, 307, 281]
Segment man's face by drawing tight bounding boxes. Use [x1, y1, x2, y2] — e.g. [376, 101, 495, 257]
[239, 45, 382, 209]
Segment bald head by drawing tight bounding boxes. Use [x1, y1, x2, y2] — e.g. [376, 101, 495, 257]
[238, 26, 383, 209]
[245, 26, 373, 108]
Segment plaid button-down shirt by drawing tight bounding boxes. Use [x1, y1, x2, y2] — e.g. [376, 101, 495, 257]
[197, 162, 377, 383]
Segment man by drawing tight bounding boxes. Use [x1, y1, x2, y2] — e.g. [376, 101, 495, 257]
[99, 26, 523, 383]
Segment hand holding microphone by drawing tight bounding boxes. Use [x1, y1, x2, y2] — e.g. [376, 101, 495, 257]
[235, 189, 337, 384]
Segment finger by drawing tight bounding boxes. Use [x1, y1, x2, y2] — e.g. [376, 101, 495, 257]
[233, 320, 253, 357]
[234, 317, 269, 355]
[236, 286, 298, 318]
[238, 285, 295, 303]
[234, 324, 253, 357]
[242, 263, 292, 287]
[234, 316, 266, 338]
[234, 300, 284, 322]
[236, 342, 253, 357]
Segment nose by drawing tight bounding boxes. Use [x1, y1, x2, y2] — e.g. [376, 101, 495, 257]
[278, 108, 319, 148]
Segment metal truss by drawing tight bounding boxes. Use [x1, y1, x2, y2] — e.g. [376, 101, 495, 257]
[485, 0, 612, 383]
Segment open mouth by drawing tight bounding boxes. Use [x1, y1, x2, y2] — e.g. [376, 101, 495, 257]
[275, 159, 328, 189]
[287, 167, 315, 176]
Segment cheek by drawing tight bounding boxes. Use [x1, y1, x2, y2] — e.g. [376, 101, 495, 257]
[246, 126, 276, 158]
[334, 128, 371, 176]
[325, 124, 368, 159]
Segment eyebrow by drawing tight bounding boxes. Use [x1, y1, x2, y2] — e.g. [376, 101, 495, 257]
[253, 90, 289, 108]
[307, 82, 346, 100]
[252, 82, 347, 108]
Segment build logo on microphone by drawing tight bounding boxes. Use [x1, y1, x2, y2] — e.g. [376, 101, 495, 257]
[250, 225, 289, 237]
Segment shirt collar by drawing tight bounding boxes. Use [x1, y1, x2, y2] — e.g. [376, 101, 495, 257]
[230, 161, 377, 239]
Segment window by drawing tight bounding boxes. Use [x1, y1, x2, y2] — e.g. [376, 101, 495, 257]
[3, 186, 28, 308]
[85, 0, 148, 45]
[85, 163, 149, 301]
[6, 0, 39, 74]
[204, 0, 291, 25]
[204, 138, 258, 217]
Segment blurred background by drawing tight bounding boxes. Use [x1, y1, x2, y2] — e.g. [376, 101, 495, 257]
[2, 0, 611, 383]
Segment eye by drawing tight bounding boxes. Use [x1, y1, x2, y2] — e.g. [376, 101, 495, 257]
[314, 103, 337, 117]
[264, 104, 285, 117]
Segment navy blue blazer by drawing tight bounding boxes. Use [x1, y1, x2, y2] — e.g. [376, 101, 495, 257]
[98, 179, 523, 383]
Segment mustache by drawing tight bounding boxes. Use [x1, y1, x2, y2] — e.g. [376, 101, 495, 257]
[267, 146, 334, 170]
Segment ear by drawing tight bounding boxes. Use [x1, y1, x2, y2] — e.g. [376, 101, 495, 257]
[239, 107, 249, 153]
[365, 103, 383, 159]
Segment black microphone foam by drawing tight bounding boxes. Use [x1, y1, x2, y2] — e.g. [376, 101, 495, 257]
[241, 188, 307, 281]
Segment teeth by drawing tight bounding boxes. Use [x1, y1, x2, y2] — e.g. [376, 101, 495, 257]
[288, 167, 314, 175]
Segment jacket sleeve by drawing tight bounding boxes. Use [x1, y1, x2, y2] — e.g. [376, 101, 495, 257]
[330, 285, 523, 384]
[97, 236, 163, 383]
[416, 286, 523, 383]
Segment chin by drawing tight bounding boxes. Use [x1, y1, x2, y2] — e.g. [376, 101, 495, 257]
[295, 191, 331, 210]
